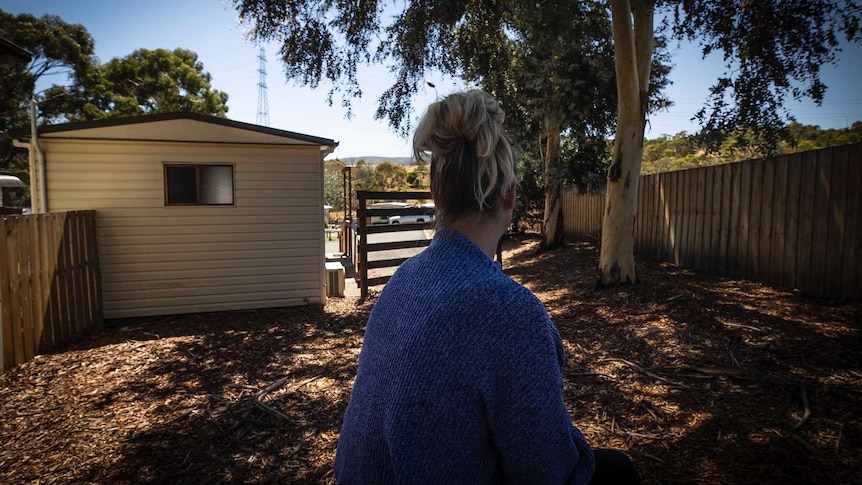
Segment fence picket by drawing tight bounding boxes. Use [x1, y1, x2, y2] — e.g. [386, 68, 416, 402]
[680, 170, 691, 266]
[750, 160, 764, 279]
[717, 165, 731, 274]
[6, 219, 25, 366]
[826, 146, 848, 298]
[784, 153, 803, 289]
[709, 165, 723, 274]
[71, 213, 86, 336]
[738, 162, 753, 279]
[697, 169, 707, 269]
[769, 156, 788, 288]
[18, 216, 35, 362]
[810, 150, 832, 297]
[37, 215, 53, 352]
[759, 159, 774, 283]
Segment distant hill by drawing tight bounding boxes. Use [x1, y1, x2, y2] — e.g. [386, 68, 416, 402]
[333, 156, 414, 165]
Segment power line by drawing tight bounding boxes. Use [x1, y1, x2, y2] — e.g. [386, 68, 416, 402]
[256, 47, 270, 126]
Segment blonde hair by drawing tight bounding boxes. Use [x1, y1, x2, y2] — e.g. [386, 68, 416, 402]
[413, 90, 516, 225]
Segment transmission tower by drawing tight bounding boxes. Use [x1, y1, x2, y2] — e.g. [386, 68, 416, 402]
[256, 47, 270, 126]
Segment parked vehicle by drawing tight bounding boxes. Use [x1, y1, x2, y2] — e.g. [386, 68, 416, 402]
[388, 203, 435, 225]
[388, 213, 434, 225]
[368, 202, 410, 225]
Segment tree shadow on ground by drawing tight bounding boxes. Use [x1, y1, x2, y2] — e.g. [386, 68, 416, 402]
[0, 302, 373, 484]
[504, 238, 861, 483]
[1, 236, 859, 484]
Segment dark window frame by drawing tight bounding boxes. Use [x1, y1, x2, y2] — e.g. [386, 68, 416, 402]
[164, 163, 235, 206]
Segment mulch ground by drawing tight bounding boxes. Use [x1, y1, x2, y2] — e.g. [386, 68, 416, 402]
[1, 235, 860, 484]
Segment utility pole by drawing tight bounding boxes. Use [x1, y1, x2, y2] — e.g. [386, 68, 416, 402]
[256, 47, 270, 126]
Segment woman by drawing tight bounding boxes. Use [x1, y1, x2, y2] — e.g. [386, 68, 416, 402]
[334, 90, 639, 484]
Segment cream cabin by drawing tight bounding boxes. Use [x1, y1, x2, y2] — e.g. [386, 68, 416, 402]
[13, 112, 338, 319]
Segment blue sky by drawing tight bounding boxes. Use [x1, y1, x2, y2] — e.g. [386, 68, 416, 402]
[5, 0, 861, 159]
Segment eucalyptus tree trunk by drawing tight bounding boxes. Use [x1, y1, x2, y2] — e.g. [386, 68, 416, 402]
[599, 0, 654, 285]
[540, 112, 564, 250]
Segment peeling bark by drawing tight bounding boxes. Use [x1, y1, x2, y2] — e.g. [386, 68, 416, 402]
[608, 155, 623, 182]
[599, 0, 654, 286]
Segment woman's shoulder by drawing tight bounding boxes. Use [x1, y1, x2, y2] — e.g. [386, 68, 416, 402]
[474, 276, 553, 335]
[470, 276, 565, 368]
[490, 273, 544, 308]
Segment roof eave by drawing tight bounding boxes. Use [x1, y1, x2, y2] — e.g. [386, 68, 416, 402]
[9, 112, 337, 147]
[0, 37, 33, 65]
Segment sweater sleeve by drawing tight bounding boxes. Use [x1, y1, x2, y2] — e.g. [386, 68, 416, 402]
[483, 286, 595, 484]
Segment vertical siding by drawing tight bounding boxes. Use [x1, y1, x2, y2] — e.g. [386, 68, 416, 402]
[42, 139, 325, 319]
[563, 142, 862, 299]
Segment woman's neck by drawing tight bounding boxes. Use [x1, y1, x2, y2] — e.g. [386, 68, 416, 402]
[446, 212, 506, 259]
[437, 183, 516, 259]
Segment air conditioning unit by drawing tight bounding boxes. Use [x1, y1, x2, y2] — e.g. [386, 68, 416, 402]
[325, 262, 345, 297]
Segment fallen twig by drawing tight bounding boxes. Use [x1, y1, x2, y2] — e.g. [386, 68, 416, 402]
[689, 366, 746, 376]
[721, 322, 762, 332]
[791, 385, 811, 430]
[253, 399, 293, 422]
[253, 374, 324, 423]
[256, 376, 291, 401]
[639, 452, 665, 464]
[625, 430, 662, 439]
[609, 358, 691, 389]
[568, 371, 610, 377]
[227, 384, 257, 390]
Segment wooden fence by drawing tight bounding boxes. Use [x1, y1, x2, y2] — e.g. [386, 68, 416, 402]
[356, 191, 434, 299]
[1, 211, 103, 371]
[563, 142, 862, 300]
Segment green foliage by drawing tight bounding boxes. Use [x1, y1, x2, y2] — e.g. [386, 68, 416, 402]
[0, 9, 98, 205]
[45, 48, 229, 122]
[235, 0, 859, 160]
[0, 9, 230, 207]
[406, 156, 429, 189]
[641, 122, 862, 174]
[665, 0, 861, 153]
[786, 121, 862, 150]
[0, 10, 95, 101]
[233, 0, 666, 243]
[323, 158, 347, 210]
[325, 158, 429, 213]
[351, 159, 378, 193]
[512, 151, 544, 232]
[373, 161, 409, 191]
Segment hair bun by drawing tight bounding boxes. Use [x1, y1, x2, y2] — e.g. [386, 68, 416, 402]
[413, 90, 516, 221]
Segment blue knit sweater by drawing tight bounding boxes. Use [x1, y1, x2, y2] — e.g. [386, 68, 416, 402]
[334, 228, 595, 484]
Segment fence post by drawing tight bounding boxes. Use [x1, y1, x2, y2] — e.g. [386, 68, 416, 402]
[357, 192, 369, 299]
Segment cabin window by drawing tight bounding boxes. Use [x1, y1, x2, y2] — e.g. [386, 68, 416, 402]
[164, 164, 234, 205]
